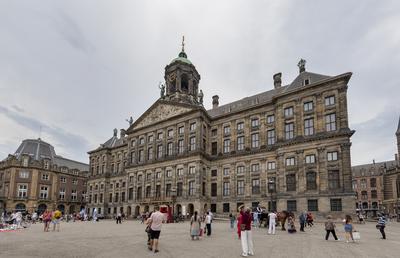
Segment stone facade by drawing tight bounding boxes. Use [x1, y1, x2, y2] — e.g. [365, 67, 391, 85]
[87, 46, 355, 218]
[0, 139, 89, 214]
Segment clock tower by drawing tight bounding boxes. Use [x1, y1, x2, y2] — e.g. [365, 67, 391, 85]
[164, 37, 201, 105]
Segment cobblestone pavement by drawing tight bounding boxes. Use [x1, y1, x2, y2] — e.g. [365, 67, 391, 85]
[1, 220, 399, 258]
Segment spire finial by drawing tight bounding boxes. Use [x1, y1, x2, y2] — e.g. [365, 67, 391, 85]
[181, 35, 185, 52]
[298, 58, 306, 73]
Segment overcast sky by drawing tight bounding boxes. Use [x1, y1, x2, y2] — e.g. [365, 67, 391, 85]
[0, 0, 399, 165]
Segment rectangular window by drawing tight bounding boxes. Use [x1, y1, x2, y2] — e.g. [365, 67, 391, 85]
[167, 142, 173, 156]
[237, 136, 245, 151]
[223, 126, 231, 135]
[165, 184, 171, 197]
[267, 161, 276, 170]
[19, 170, 29, 179]
[211, 129, 217, 136]
[306, 172, 317, 190]
[308, 200, 318, 211]
[286, 157, 295, 166]
[370, 178, 377, 188]
[223, 182, 230, 196]
[325, 96, 335, 106]
[157, 132, 163, 140]
[211, 142, 218, 155]
[211, 169, 217, 177]
[138, 150, 144, 162]
[223, 168, 230, 176]
[287, 200, 297, 212]
[223, 139, 230, 153]
[139, 137, 145, 145]
[251, 133, 259, 148]
[327, 151, 338, 161]
[237, 122, 244, 131]
[148, 135, 154, 143]
[177, 139, 184, 154]
[168, 129, 174, 137]
[325, 113, 337, 132]
[130, 152, 135, 164]
[211, 204, 217, 213]
[267, 115, 275, 124]
[267, 129, 275, 145]
[252, 179, 260, 194]
[128, 188, 133, 200]
[145, 186, 151, 198]
[305, 154, 316, 164]
[251, 163, 260, 172]
[211, 183, 217, 196]
[328, 170, 340, 189]
[156, 172, 162, 179]
[18, 184, 28, 197]
[71, 189, 77, 201]
[177, 168, 184, 177]
[190, 122, 196, 131]
[166, 170, 172, 177]
[59, 188, 65, 200]
[237, 180, 245, 195]
[157, 145, 163, 158]
[189, 137, 196, 151]
[41, 174, 49, 181]
[223, 203, 230, 213]
[251, 118, 259, 128]
[304, 101, 313, 112]
[189, 166, 196, 175]
[72, 179, 78, 185]
[285, 123, 294, 140]
[178, 126, 184, 135]
[40, 186, 48, 199]
[147, 147, 153, 160]
[60, 177, 66, 183]
[304, 118, 314, 136]
[284, 107, 294, 117]
[286, 174, 296, 191]
[268, 177, 276, 193]
[330, 198, 342, 211]
[155, 185, 161, 198]
[237, 166, 245, 174]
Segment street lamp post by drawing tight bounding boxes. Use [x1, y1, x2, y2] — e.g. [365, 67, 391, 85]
[170, 188, 177, 223]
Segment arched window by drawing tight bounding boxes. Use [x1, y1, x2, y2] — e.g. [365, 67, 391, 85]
[15, 203, 26, 212]
[181, 74, 189, 92]
[361, 191, 368, 200]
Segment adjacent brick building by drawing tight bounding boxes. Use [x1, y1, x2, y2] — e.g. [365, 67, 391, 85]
[0, 138, 89, 214]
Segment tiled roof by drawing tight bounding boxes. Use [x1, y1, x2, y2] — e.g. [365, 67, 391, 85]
[207, 71, 332, 118]
[13, 138, 88, 171]
[352, 160, 397, 177]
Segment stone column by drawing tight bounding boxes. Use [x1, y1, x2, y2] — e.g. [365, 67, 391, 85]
[317, 147, 327, 192]
[341, 142, 353, 192]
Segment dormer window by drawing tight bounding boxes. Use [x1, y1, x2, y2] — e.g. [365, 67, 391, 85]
[44, 160, 50, 170]
[22, 157, 29, 167]
[303, 78, 310, 85]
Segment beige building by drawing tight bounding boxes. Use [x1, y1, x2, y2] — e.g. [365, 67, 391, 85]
[87, 45, 355, 217]
[0, 139, 89, 214]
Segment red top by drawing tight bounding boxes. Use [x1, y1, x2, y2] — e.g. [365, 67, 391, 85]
[240, 211, 252, 231]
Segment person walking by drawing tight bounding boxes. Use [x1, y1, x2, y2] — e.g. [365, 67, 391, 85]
[253, 210, 259, 228]
[52, 209, 62, 232]
[145, 212, 153, 248]
[344, 215, 355, 243]
[190, 211, 201, 240]
[287, 215, 297, 233]
[240, 207, 254, 257]
[325, 215, 338, 240]
[377, 213, 387, 239]
[92, 208, 98, 223]
[32, 211, 38, 224]
[229, 213, 235, 229]
[237, 211, 242, 239]
[268, 211, 277, 235]
[299, 212, 306, 232]
[43, 209, 52, 232]
[148, 207, 165, 253]
[306, 212, 314, 227]
[116, 212, 122, 224]
[205, 212, 212, 236]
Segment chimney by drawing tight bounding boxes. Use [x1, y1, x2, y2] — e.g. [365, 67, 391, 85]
[212, 95, 219, 109]
[120, 129, 126, 138]
[273, 73, 282, 89]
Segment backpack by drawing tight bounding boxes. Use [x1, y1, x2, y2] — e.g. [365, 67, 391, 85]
[54, 211, 62, 219]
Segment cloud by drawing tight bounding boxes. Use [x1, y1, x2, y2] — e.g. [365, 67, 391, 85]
[0, 105, 90, 163]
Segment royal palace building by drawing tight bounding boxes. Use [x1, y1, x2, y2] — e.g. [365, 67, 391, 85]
[87, 44, 355, 217]
[0, 138, 89, 215]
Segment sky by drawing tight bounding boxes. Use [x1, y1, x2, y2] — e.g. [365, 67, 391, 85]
[0, 0, 399, 165]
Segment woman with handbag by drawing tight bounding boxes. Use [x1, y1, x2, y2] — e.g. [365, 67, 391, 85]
[240, 207, 254, 257]
[145, 212, 153, 249]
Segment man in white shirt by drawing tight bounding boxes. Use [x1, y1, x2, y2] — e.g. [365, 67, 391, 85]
[205, 212, 212, 236]
[268, 211, 277, 235]
[148, 206, 165, 253]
